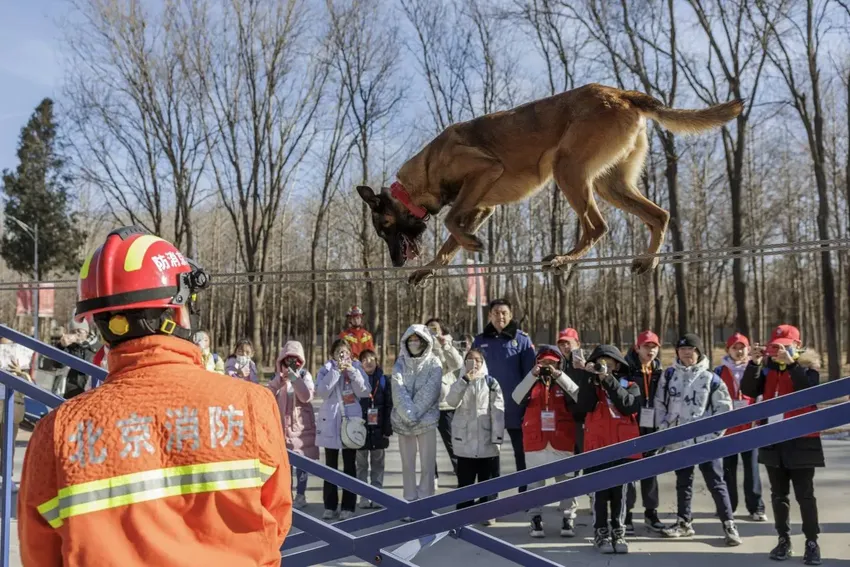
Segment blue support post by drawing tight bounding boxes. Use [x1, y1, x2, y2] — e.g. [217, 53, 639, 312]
[1, 392, 15, 567]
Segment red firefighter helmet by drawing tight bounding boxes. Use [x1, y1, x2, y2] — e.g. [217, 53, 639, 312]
[76, 226, 208, 323]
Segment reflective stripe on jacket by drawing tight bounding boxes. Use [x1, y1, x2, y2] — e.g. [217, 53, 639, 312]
[18, 335, 291, 567]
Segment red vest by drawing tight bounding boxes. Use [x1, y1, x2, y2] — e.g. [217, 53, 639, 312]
[521, 379, 576, 453]
[762, 367, 819, 438]
[583, 384, 641, 459]
[717, 365, 755, 435]
[339, 327, 374, 358]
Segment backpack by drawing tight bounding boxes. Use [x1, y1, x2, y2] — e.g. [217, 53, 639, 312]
[661, 367, 722, 413]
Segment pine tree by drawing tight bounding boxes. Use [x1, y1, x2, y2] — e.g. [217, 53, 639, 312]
[1, 98, 85, 279]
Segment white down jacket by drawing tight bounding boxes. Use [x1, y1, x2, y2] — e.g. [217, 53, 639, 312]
[445, 360, 505, 459]
[432, 335, 464, 410]
[391, 325, 444, 436]
[654, 355, 732, 451]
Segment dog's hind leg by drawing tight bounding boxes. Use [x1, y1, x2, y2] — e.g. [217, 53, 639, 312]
[595, 130, 669, 274]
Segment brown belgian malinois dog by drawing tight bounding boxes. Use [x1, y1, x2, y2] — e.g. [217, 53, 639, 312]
[357, 83, 742, 285]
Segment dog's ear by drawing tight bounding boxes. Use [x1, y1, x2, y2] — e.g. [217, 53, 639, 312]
[356, 185, 381, 210]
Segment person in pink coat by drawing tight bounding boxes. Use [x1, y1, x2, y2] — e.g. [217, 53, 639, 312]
[268, 340, 318, 509]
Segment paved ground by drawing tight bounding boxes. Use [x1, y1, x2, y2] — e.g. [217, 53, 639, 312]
[5, 431, 849, 566]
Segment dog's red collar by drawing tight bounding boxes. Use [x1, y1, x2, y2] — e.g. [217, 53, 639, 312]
[390, 181, 430, 220]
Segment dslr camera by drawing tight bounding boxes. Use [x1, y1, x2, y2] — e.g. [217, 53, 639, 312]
[587, 361, 608, 375]
[539, 366, 554, 378]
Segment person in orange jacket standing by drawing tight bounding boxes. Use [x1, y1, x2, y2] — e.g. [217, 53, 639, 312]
[340, 305, 374, 359]
[18, 226, 292, 567]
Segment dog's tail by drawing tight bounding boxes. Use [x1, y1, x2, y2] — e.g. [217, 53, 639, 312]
[625, 91, 743, 135]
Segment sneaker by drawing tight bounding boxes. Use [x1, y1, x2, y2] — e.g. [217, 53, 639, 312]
[401, 516, 414, 522]
[293, 493, 308, 509]
[321, 509, 338, 521]
[560, 517, 575, 537]
[612, 527, 630, 554]
[749, 511, 769, 522]
[480, 519, 494, 527]
[723, 520, 742, 546]
[803, 540, 821, 565]
[769, 536, 793, 561]
[339, 510, 355, 521]
[529, 515, 545, 538]
[358, 498, 372, 509]
[644, 510, 666, 533]
[661, 518, 695, 538]
[594, 527, 615, 554]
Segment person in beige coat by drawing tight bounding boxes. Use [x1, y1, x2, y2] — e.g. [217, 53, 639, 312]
[426, 318, 463, 481]
[445, 348, 504, 521]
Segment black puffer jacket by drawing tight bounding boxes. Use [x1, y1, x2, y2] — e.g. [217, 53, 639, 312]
[740, 354, 824, 469]
[50, 335, 101, 399]
[359, 365, 393, 450]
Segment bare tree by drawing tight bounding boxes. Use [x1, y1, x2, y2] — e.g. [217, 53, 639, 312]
[572, 0, 691, 334]
[308, 80, 354, 365]
[183, 0, 327, 360]
[326, 0, 404, 335]
[64, 0, 208, 255]
[679, 0, 774, 338]
[755, 0, 840, 377]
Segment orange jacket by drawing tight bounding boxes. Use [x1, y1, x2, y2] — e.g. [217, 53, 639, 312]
[339, 326, 374, 358]
[18, 335, 291, 567]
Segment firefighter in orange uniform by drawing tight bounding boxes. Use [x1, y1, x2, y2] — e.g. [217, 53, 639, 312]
[339, 305, 374, 359]
[18, 226, 291, 567]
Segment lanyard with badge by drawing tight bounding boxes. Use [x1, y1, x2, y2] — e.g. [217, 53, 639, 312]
[367, 377, 380, 426]
[540, 377, 556, 431]
[639, 365, 655, 428]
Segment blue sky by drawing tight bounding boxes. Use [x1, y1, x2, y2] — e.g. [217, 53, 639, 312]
[0, 0, 68, 172]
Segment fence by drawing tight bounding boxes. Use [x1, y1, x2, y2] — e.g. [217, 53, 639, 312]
[1, 322, 849, 567]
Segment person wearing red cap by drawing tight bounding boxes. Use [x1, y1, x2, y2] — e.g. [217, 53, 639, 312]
[741, 325, 823, 564]
[715, 333, 766, 522]
[18, 226, 291, 567]
[555, 327, 595, 457]
[622, 330, 665, 533]
[512, 345, 579, 539]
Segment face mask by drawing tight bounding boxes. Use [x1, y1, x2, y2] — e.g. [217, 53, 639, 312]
[407, 339, 424, 355]
[236, 355, 251, 367]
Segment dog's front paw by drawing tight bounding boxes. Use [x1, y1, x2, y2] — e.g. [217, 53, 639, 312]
[409, 268, 436, 286]
[457, 233, 485, 253]
[631, 255, 659, 275]
[543, 254, 574, 274]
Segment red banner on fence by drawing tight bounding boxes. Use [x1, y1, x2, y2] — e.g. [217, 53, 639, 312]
[16, 283, 55, 318]
[466, 260, 487, 307]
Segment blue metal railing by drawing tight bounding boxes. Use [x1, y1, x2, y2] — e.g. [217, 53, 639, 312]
[2, 322, 848, 567]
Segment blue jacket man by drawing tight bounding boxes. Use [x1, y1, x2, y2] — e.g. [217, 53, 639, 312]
[473, 298, 535, 491]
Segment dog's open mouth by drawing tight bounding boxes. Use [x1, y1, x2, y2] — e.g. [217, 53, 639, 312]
[402, 235, 420, 260]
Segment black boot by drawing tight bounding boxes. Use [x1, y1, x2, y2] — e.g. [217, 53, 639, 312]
[769, 536, 792, 561]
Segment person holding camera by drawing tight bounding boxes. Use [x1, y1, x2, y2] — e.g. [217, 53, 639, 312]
[446, 348, 504, 519]
[316, 339, 371, 520]
[51, 318, 101, 399]
[741, 325, 823, 564]
[512, 345, 580, 539]
[570, 344, 640, 554]
[655, 333, 741, 546]
[268, 341, 318, 510]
